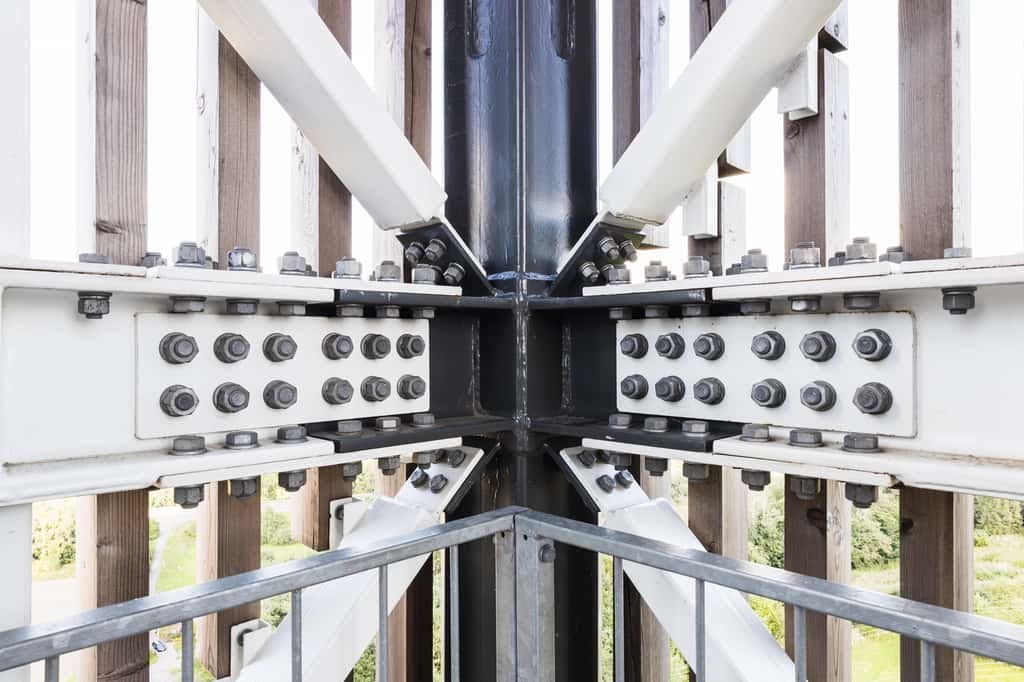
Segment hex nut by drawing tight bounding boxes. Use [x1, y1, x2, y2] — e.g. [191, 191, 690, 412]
[608, 307, 632, 320]
[693, 378, 725, 405]
[376, 416, 400, 431]
[800, 381, 837, 412]
[278, 251, 307, 275]
[78, 292, 112, 319]
[448, 448, 467, 468]
[411, 264, 441, 285]
[278, 470, 307, 492]
[322, 333, 354, 360]
[423, 238, 447, 264]
[412, 412, 436, 427]
[789, 429, 824, 448]
[361, 376, 392, 402]
[789, 241, 821, 269]
[644, 260, 670, 282]
[174, 485, 205, 509]
[654, 376, 685, 403]
[411, 307, 435, 320]
[693, 333, 725, 360]
[173, 242, 206, 268]
[789, 476, 821, 501]
[740, 423, 771, 442]
[654, 333, 685, 359]
[843, 433, 881, 453]
[751, 379, 786, 408]
[214, 333, 250, 363]
[225, 298, 259, 315]
[577, 450, 596, 468]
[225, 431, 259, 450]
[138, 251, 166, 267]
[684, 256, 712, 278]
[404, 242, 425, 265]
[378, 455, 402, 476]
[844, 237, 877, 263]
[879, 246, 910, 263]
[843, 292, 881, 310]
[170, 434, 207, 456]
[943, 246, 972, 259]
[276, 425, 308, 443]
[263, 333, 297, 362]
[740, 249, 768, 273]
[601, 263, 630, 285]
[378, 306, 401, 318]
[845, 484, 879, 509]
[337, 420, 363, 435]
[397, 334, 426, 358]
[161, 385, 199, 417]
[597, 235, 621, 260]
[615, 470, 635, 488]
[643, 416, 669, 433]
[429, 474, 449, 493]
[852, 329, 892, 361]
[596, 474, 616, 493]
[643, 305, 669, 319]
[854, 382, 893, 415]
[377, 260, 402, 282]
[619, 334, 648, 359]
[607, 413, 631, 429]
[168, 295, 206, 314]
[644, 457, 669, 477]
[263, 380, 298, 409]
[159, 332, 199, 364]
[229, 477, 259, 499]
[942, 287, 977, 315]
[79, 252, 112, 265]
[226, 247, 258, 272]
[606, 452, 632, 469]
[741, 469, 771, 491]
[828, 251, 847, 267]
[751, 331, 786, 360]
[410, 469, 429, 488]
[322, 378, 355, 405]
[789, 295, 822, 313]
[443, 262, 466, 285]
[333, 257, 362, 279]
[620, 375, 648, 400]
[683, 462, 710, 482]
[412, 450, 437, 467]
[682, 420, 709, 436]
[340, 462, 363, 482]
[361, 334, 391, 359]
[800, 331, 836, 362]
[276, 301, 307, 316]
[579, 261, 600, 284]
[397, 375, 427, 400]
[213, 382, 250, 413]
[681, 303, 710, 318]
[738, 299, 771, 315]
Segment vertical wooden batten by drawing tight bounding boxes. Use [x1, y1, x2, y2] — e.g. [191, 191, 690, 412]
[898, 3, 974, 679]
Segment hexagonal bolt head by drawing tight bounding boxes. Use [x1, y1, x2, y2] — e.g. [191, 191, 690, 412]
[740, 423, 771, 442]
[789, 242, 821, 269]
[854, 382, 893, 415]
[341, 462, 363, 482]
[607, 413, 631, 429]
[412, 412, 436, 427]
[741, 469, 771, 491]
[619, 333, 648, 358]
[225, 431, 259, 450]
[377, 260, 402, 282]
[789, 476, 821, 501]
[654, 376, 685, 403]
[800, 331, 836, 362]
[322, 378, 354, 405]
[229, 477, 259, 499]
[410, 468, 429, 488]
[942, 287, 977, 315]
[170, 434, 207, 456]
[375, 305, 401, 319]
[845, 484, 879, 509]
[606, 452, 632, 469]
[644, 457, 669, 477]
[161, 385, 199, 417]
[397, 375, 427, 400]
[683, 462, 711, 482]
[789, 428, 824, 448]
[751, 379, 786, 408]
[159, 332, 198, 364]
[853, 329, 892, 361]
[322, 333, 354, 360]
[404, 242, 426, 265]
[601, 263, 630, 285]
[693, 333, 725, 360]
[275, 300, 306, 316]
[174, 485, 205, 509]
[397, 334, 426, 358]
[643, 304, 669, 319]
[337, 420, 363, 435]
[843, 433, 881, 453]
[693, 377, 725, 405]
[336, 304, 366, 318]
[608, 307, 632, 320]
[684, 256, 712, 278]
[943, 246, 972, 259]
[332, 256, 362, 279]
[78, 292, 112, 319]
[79, 252, 112, 265]
[225, 298, 258, 315]
[619, 374, 648, 400]
[214, 333, 250, 363]
[750, 331, 786, 360]
[595, 474, 616, 493]
[681, 420, 709, 436]
[738, 299, 771, 316]
[644, 260, 671, 282]
[643, 416, 669, 433]
[226, 247, 258, 272]
[263, 380, 298, 409]
[655, 333, 685, 359]
[844, 237, 877, 263]
[442, 262, 466, 286]
[423, 239, 447, 264]
[138, 251, 166, 267]
[451, 449, 470, 469]
[213, 382, 250, 413]
[843, 291, 881, 310]
[264, 333, 298, 362]
[681, 303, 711, 318]
[168, 295, 206, 314]
[789, 295, 822, 313]
[411, 307, 435, 319]
[378, 455, 402, 476]
[408, 264, 439, 286]
[375, 416, 400, 431]
[615, 470, 635, 489]
[278, 470, 307, 492]
[361, 333, 391, 359]
[597, 235, 621, 261]
[278, 251, 307, 275]
[578, 260, 600, 284]
[828, 251, 847, 267]
[412, 450, 437, 468]
[618, 240, 638, 262]
[800, 381, 837, 412]
[173, 242, 206, 268]
[361, 376, 392, 402]
[879, 246, 910, 263]
[428, 474, 449, 493]
[740, 249, 768, 273]
[577, 450, 597, 468]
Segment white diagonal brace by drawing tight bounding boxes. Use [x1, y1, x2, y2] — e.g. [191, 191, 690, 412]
[199, 0, 446, 230]
[599, 0, 842, 225]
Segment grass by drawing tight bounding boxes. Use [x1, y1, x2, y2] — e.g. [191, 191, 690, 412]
[155, 521, 197, 593]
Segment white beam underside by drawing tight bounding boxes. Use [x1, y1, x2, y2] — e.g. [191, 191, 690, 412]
[599, 0, 843, 225]
[199, 0, 445, 230]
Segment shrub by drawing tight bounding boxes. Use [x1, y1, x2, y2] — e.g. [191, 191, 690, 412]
[32, 502, 76, 567]
[748, 503, 785, 569]
[851, 490, 899, 570]
[261, 508, 293, 545]
[975, 496, 1023, 536]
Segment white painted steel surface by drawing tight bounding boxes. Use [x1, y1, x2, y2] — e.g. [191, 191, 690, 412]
[599, 0, 842, 225]
[199, 0, 445, 230]
[616, 313, 915, 436]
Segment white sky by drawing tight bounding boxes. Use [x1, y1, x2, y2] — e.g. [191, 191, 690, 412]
[26, 1, 1024, 272]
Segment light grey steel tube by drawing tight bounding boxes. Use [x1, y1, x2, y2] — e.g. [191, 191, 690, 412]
[378, 565, 389, 682]
[793, 606, 806, 682]
[695, 578, 706, 680]
[181, 618, 194, 682]
[450, 545, 461, 682]
[613, 557, 625, 682]
[920, 641, 935, 682]
[291, 590, 302, 681]
[43, 657, 58, 682]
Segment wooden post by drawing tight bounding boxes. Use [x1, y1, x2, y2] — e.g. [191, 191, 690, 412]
[78, 2, 150, 680]
[898, 3, 973, 679]
[781, 14, 852, 682]
[613, 2, 672, 680]
[195, 27, 263, 678]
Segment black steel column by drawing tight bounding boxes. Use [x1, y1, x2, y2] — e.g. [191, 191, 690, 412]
[445, 1, 598, 680]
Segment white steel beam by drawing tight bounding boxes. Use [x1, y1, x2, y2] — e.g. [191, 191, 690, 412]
[599, 0, 843, 225]
[199, 0, 445, 230]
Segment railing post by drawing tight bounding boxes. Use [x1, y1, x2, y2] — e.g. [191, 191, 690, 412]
[515, 533, 556, 682]
[495, 529, 518, 682]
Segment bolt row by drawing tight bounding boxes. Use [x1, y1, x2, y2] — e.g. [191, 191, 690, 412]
[159, 332, 425, 365]
[620, 329, 892, 363]
[577, 233, 641, 286]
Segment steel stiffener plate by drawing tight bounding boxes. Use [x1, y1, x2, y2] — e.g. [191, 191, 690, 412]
[616, 312, 915, 436]
[136, 314, 429, 438]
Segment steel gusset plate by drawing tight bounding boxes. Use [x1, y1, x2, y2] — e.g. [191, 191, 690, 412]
[547, 223, 649, 297]
[396, 222, 496, 296]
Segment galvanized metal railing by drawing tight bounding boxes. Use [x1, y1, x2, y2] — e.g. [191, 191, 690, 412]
[2, 507, 1024, 681]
